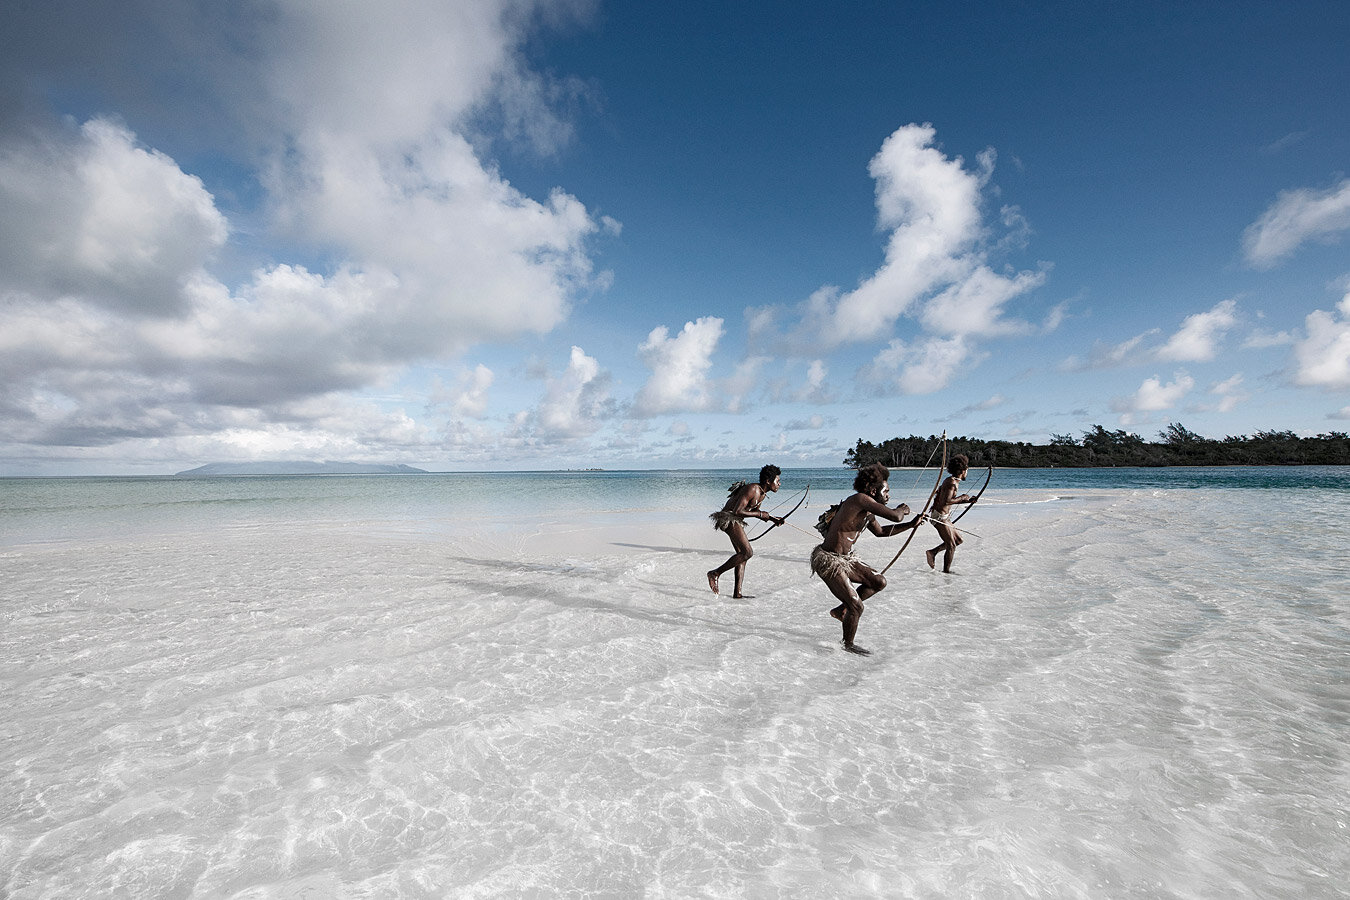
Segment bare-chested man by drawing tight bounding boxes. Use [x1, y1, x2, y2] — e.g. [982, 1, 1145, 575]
[810, 462, 923, 656]
[926, 454, 977, 574]
[707, 464, 785, 599]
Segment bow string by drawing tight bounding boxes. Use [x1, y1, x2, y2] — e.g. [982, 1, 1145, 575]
[748, 483, 811, 543]
[880, 431, 946, 575]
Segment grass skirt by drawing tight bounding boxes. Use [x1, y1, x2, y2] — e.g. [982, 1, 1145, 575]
[810, 544, 855, 580]
[710, 511, 743, 531]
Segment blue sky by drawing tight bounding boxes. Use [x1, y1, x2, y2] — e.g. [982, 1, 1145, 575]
[2, 1, 1349, 475]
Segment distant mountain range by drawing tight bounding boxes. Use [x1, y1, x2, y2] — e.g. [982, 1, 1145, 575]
[176, 461, 429, 476]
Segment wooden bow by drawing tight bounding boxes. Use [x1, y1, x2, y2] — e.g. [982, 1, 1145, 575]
[749, 483, 810, 543]
[880, 431, 946, 575]
[949, 463, 992, 528]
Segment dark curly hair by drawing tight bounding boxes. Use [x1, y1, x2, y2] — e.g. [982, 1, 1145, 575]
[948, 454, 970, 476]
[852, 462, 889, 496]
[758, 464, 782, 485]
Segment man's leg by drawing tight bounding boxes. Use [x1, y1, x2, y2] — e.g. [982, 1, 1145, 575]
[926, 521, 949, 570]
[855, 564, 887, 601]
[935, 523, 960, 573]
[823, 566, 871, 655]
[708, 524, 752, 596]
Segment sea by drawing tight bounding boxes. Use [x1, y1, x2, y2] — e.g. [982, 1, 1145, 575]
[1, 467, 1347, 899]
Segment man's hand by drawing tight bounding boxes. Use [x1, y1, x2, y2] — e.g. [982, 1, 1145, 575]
[771, 515, 785, 526]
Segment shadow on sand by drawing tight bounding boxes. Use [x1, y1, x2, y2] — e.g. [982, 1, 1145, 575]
[441, 553, 821, 648]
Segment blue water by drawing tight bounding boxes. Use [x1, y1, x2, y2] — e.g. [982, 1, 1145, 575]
[4, 466, 1347, 547]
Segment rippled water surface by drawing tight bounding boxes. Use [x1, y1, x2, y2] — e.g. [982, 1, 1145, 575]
[2, 469, 1348, 897]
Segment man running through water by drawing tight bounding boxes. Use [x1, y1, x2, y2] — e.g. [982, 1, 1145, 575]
[811, 462, 923, 655]
[707, 464, 784, 598]
[926, 453, 978, 574]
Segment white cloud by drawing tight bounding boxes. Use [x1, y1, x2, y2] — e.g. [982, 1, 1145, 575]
[1135, 373, 1195, 410]
[1260, 131, 1309, 156]
[1061, 330, 1159, 371]
[802, 124, 1042, 346]
[1243, 178, 1350, 269]
[1155, 299, 1239, 362]
[1207, 374, 1246, 413]
[783, 414, 828, 431]
[267, 130, 599, 345]
[868, 335, 975, 395]
[920, 265, 1045, 337]
[1112, 373, 1195, 423]
[0, 3, 609, 464]
[723, 355, 771, 414]
[527, 346, 612, 440]
[1242, 329, 1294, 349]
[0, 119, 227, 316]
[632, 317, 724, 416]
[254, 2, 605, 345]
[1041, 300, 1071, 334]
[744, 305, 779, 357]
[788, 359, 835, 404]
[956, 394, 1008, 416]
[1292, 292, 1350, 389]
[434, 364, 495, 419]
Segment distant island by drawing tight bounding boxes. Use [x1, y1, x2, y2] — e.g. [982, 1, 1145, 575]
[845, 423, 1350, 468]
[176, 461, 429, 476]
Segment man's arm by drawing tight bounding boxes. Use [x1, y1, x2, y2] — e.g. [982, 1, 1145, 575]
[875, 514, 923, 537]
[858, 495, 912, 535]
[735, 484, 780, 522]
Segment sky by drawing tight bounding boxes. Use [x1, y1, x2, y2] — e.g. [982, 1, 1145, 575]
[2, 0, 1349, 475]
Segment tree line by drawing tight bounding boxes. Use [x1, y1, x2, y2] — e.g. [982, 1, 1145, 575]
[843, 423, 1350, 468]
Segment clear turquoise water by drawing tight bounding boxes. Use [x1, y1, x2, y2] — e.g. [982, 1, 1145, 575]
[2, 467, 1347, 897]
[4, 466, 1347, 546]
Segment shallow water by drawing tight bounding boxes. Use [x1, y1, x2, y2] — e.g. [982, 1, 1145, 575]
[2, 470, 1348, 897]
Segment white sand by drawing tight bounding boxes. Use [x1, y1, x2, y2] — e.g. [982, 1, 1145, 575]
[3, 488, 1347, 897]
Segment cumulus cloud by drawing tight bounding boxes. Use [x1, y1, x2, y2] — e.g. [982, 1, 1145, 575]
[256, 2, 603, 347]
[632, 317, 724, 416]
[866, 335, 976, 396]
[1134, 373, 1196, 410]
[0, 119, 227, 316]
[266, 130, 598, 345]
[1155, 298, 1239, 362]
[780, 359, 836, 405]
[1112, 373, 1195, 423]
[920, 265, 1046, 337]
[803, 124, 1042, 347]
[1292, 291, 1350, 389]
[722, 355, 772, 414]
[1208, 374, 1247, 413]
[433, 364, 495, 420]
[0, 1, 607, 463]
[0, 260, 444, 448]
[523, 346, 613, 441]
[1243, 178, 1350, 269]
[804, 360, 828, 393]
